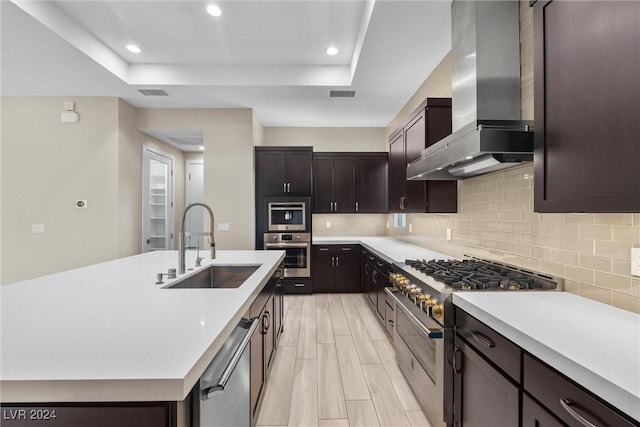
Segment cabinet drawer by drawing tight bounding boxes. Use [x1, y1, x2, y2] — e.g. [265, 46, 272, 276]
[282, 278, 312, 294]
[455, 308, 521, 382]
[523, 354, 636, 427]
[384, 300, 395, 340]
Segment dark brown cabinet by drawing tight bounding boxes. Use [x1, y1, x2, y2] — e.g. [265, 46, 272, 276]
[282, 277, 312, 294]
[453, 339, 520, 427]
[312, 245, 360, 293]
[388, 98, 457, 213]
[523, 354, 637, 427]
[255, 147, 312, 197]
[533, 1, 640, 212]
[249, 267, 282, 426]
[361, 249, 390, 321]
[313, 153, 387, 214]
[454, 308, 521, 427]
[455, 308, 638, 427]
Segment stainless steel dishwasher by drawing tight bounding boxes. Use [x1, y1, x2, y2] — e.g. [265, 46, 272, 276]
[195, 317, 260, 427]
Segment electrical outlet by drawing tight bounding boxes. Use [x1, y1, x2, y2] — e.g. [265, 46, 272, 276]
[325, 221, 331, 229]
[631, 247, 640, 277]
[386, 221, 389, 229]
[409, 223, 413, 233]
[217, 223, 230, 232]
[446, 227, 452, 241]
[32, 224, 45, 234]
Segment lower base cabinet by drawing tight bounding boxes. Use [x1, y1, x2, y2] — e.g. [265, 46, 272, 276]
[249, 265, 282, 426]
[282, 278, 312, 294]
[455, 308, 638, 427]
[312, 245, 360, 293]
[453, 339, 520, 427]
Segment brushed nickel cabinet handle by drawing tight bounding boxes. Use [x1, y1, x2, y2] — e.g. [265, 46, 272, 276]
[283, 182, 287, 193]
[355, 202, 359, 212]
[470, 331, 495, 349]
[559, 398, 598, 427]
[294, 283, 305, 287]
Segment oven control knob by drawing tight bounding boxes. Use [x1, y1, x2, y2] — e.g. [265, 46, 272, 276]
[432, 304, 443, 319]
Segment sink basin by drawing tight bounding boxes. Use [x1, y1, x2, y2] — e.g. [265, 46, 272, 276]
[166, 264, 261, 289]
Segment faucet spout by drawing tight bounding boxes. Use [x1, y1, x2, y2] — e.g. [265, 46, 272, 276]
[179, 203, 216, 274]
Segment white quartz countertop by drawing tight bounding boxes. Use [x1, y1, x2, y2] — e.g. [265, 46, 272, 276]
[312, 236, 453, 264]
[453, 292, 640, 422]
[0, 250, 284, 403]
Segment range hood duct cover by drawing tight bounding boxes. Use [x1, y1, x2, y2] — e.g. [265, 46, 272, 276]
[408, 1, 533, 180]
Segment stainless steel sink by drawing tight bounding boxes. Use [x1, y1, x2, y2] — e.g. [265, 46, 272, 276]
[166, 265, 261, 289]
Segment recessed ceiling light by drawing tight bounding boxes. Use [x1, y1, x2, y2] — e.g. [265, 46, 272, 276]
[206, 4, 222, 16]
[126, 44, 141, 53]
[199, 146, 205, 151]
[326, 46, 338, 56]
[464, 156, 474, 160]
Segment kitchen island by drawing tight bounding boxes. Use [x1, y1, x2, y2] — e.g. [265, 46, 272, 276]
[0, 250, 284, 421]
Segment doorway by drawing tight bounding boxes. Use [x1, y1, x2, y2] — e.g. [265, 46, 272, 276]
[185, 159, 206, 249]
[142, 147, 175, 252]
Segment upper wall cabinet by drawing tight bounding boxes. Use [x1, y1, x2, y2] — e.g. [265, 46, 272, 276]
[533, 1, 640, 212]
[255, 147, 312, 197]
[313, 153, 387, 214]
[388, 98, 457, 213]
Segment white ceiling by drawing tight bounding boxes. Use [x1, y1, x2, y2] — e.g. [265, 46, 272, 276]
[1, 0, 452, 130]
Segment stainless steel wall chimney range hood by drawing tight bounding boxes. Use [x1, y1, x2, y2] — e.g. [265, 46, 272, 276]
[407, 0, 533, 181]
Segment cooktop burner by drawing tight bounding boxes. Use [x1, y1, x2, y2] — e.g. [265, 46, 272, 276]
[403, 258, 559, 291]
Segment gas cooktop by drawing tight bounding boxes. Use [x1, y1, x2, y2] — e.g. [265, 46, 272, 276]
[400, 258, 563, 292]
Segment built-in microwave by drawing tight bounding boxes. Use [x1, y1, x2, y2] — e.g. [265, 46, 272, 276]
[268, 202, 306, 231]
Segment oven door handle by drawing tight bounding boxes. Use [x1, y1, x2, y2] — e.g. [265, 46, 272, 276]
[389, 291, 443, 339]
[265, 243, 309, 249]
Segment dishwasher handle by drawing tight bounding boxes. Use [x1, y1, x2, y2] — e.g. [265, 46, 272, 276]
[203, 317, 261, 399]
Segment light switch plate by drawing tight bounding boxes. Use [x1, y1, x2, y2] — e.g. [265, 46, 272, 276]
[217, 223, 230, 232]
[325, 221, 331, 229]
[446, 227, 452, 241]
[631, 247, 640, 277]
[409, 223, 413, 233]
[32, 224, 45, 233]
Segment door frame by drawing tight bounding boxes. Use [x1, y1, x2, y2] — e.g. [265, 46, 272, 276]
[185, 158, 205, 248]
[141, 145, 175, 251]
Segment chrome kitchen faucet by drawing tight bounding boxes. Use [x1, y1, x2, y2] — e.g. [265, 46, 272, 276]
[179, 203, 216, 274]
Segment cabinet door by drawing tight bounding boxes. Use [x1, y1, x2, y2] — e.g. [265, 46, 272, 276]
[404, 112, 427, 213]
[355, 156, 387, 213]
[313, 156, 334, 213]
[388, 133, 405, 213]
[333, 157, 355, 213]
[312, 252, 335, 292]
[424, 104, 457, 213]
[522, 394, 565, 427]
[250, 318, 265, 421]
[533, 1, 640, 212]
[454, 339, 520, 427]
[334, 252, 360, 293]
[257, 151, 287, 196]
[263, 295, 275, 372]
[371, 269, 385, 320]
[286, 151, 312, 196]
[360, 249, 368, 294]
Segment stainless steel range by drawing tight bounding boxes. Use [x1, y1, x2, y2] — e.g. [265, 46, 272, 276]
[386, 258, 563, 427]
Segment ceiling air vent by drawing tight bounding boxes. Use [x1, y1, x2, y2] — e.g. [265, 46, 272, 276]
[329, 90, 356, 98]
[137, 89, 169, 96]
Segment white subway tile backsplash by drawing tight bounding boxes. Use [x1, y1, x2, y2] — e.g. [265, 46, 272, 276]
[579, 224, 613, 241]
[579, 254, 612, 273]
[595, 214, 633, 225]
[580, 284, 612, 305]
[612, 225, 640, 244]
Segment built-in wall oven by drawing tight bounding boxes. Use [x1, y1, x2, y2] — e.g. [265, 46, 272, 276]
[263, 233, 310, 278]
[267, 202, 306, 231]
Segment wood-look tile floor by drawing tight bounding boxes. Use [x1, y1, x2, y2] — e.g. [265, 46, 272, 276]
[256, 294, 433, 427]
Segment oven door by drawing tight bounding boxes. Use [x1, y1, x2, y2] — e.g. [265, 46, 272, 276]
[394, 301, 446, 426]
[268, 203, 306, 231]
[264, 242, 310, 278]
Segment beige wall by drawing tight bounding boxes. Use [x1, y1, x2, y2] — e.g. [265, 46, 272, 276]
[313, 214, 387, 237]
[385, 1, 640, 313]
[1, 97, 122, 284]
[137, 108, 257, 250]
[386, 52, 453, 137]
[117, 99, 143, 257]
[263, 127, 387, 152]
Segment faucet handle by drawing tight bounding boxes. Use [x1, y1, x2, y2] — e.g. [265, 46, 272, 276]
[156, 273, 165, 285]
